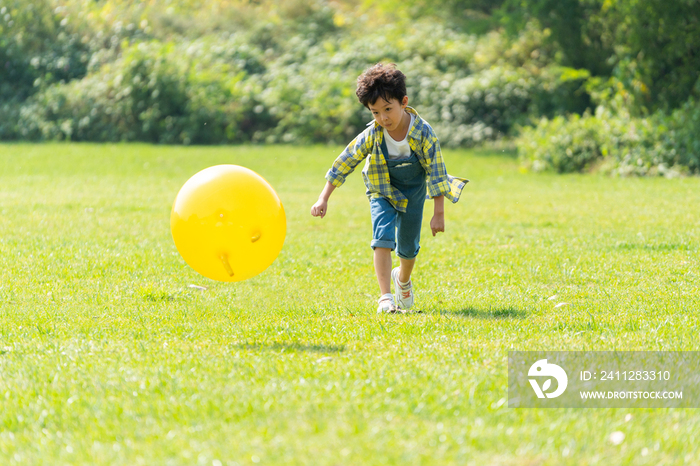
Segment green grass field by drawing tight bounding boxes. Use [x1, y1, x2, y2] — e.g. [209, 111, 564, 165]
[1, 143, 699, 465]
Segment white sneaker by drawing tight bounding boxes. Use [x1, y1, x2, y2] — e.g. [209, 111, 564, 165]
[377, 293, 404, 314]
[392, 267, 414, 309]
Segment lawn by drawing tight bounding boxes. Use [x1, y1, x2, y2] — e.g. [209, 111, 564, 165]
[0, 143, 699, 465]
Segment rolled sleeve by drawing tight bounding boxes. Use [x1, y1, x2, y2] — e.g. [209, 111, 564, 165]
[325, 131, 371, 187]
[423, 134, 450, 198]
[423, 129, 468, 202]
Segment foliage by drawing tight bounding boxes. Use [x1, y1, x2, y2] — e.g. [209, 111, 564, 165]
[598, 0, 700, 112]
[503, 0, 700, 175]
[516, 113, 602, 174]
[1, 0, 699, 176]
[0, 1, 89, 102]
[13, 14, 587, 146]
[517, 101, 700, 176]
[499, 0, 700, 113]
[415, 64, 590, 147]
[361, 0, 507, 32]
[664, 97, 700, 173]
[18, 36, 269, 143]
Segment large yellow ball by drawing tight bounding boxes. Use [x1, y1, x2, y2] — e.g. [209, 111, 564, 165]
[170, 165, 286, 282]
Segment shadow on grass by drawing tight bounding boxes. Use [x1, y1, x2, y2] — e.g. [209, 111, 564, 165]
[439, 307, 528, 319]
[234, 342, 345, 353]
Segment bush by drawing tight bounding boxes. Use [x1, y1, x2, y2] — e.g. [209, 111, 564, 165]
[412, 64, 589, 147]
[2, 3, 593, 147]
[662, 97, 700, 173]
[517, 101, 700, 176]
[253, 21, 588, 146]
[0, 0, 92, 102]
[0, 99, 21, 139]
[515, 113, 600, 173]
[18, 36, 270, 144]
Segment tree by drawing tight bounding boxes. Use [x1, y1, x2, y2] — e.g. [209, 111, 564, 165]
[498, 0, 700, 111]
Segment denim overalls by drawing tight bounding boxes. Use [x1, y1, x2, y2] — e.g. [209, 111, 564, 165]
[369, 136, 427, 259]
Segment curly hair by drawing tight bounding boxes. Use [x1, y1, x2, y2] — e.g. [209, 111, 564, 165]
[355, 63, 407, 108]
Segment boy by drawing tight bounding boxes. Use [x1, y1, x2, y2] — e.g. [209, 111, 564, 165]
[310, 63, 467, 313]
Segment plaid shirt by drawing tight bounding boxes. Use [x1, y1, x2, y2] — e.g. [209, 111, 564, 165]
[325, 107, 467, 212]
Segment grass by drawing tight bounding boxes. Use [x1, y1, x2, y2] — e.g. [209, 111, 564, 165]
[0, 142, 699, 465]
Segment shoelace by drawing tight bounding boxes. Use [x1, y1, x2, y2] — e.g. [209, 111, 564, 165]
[398, 280, 412, 300]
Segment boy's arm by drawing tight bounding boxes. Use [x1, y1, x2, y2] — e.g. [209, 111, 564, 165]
[325, 131, 372, 188]
[423, 135, 453, 200]
[311, 181, 336, 218]
[312, 129, 372, 219]
[422, 125, 467, 203]
[430, 195, 445, 236]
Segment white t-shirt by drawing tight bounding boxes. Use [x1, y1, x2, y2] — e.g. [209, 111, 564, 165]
[383, 113, 415, 159]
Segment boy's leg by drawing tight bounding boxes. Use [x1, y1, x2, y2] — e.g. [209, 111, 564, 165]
[370, 197, 397, 302]
[392, 256, 416, 309]
[374, 247, 393, 296]
[395, 203, 423, 265]
[394, 191, 424, 309]
[398, 256, 416, 283]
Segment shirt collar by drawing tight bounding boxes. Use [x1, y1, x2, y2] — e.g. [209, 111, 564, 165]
[367, 106, 423, 142]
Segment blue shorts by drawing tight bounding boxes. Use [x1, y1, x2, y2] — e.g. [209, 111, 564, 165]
[370, 154, 427, 260]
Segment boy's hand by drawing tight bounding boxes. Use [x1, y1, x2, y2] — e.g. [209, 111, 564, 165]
[431, 195, 445, 236]
[430, 213, 445, 236]
[311, 199, 328, 218]
[311, 181, 336, 218]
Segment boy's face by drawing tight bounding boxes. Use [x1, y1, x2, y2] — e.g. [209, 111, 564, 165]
[368, 96, 409, 132]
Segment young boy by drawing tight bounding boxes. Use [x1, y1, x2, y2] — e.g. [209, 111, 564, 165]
[310, 63, 467, 313]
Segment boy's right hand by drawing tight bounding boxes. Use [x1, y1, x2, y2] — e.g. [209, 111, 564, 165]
[310, 199, 328, 218]
[311, 181, 336, 218]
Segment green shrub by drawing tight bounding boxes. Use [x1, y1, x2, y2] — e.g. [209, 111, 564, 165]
[18, 36, 269, 144]
[516, 113, 600, 173]
[3, 4, 592, 146]
[253, 21, 588, 146]
[0, 99, 21, 139]
[668, 97, 700, 173]
[0, 0, 91, 102]
[517, 101, 700, 176]
[412, 64, 589, 147]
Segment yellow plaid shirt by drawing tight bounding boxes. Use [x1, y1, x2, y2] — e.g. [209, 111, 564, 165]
[325, 107, 468, 212]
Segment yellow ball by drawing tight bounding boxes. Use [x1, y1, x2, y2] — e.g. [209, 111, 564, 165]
[170, 165, 286, 282]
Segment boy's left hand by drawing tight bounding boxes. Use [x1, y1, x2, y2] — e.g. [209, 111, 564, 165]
[430, 213, 445, 236]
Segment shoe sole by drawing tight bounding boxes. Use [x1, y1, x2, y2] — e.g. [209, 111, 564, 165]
[377, 305, 407, 314]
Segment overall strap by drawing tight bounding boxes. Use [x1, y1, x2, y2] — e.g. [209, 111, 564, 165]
[380, 133, 389, 159]
[381, 132, 417, 163]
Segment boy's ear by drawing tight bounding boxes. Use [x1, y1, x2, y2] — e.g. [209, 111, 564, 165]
[401, 95, 409, 107]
